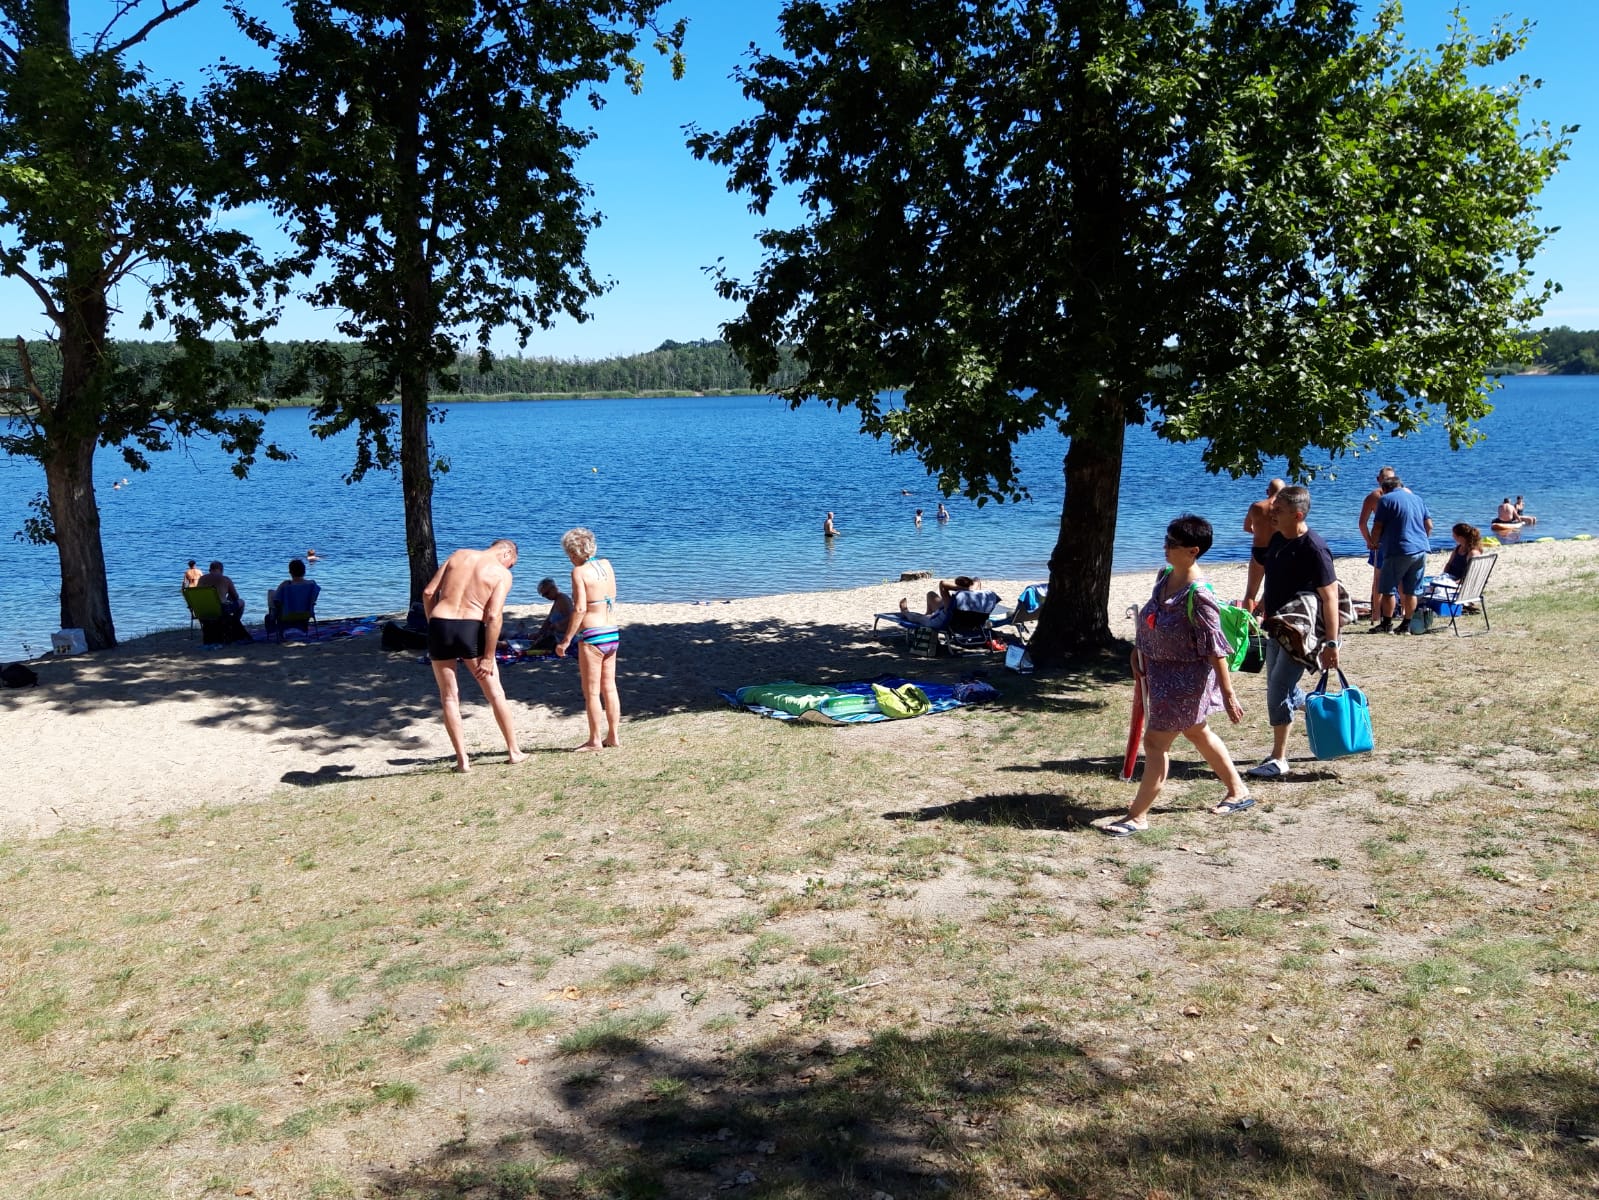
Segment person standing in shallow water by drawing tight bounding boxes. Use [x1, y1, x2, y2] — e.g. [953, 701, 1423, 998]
[555, 526, 622, 752]
[1103, 514, 1250, 837]
[823, 511, 839, 537]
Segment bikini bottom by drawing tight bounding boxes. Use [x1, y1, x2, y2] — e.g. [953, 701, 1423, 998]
[576, 626, 620, 657]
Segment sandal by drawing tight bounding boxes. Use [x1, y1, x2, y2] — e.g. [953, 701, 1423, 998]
[1211, 796, 1255, 816]
[1102, 819, 1146, 838]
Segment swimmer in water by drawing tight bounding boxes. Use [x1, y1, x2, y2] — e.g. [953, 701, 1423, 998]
[824, 512, 839, 538]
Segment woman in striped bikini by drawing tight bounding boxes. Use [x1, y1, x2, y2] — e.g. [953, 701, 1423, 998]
[555, 526, 622, 752]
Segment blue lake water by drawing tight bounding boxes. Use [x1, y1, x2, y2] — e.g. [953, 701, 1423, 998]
[2, 375, 1596, 659]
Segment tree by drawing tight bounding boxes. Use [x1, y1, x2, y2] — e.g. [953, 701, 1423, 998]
[692, 0, 1569, 661]
[0, 0, 286, 649]
[220, 0, 684, 604]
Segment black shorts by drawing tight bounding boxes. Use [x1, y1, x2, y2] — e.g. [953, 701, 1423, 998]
[428, 617, 487, 662]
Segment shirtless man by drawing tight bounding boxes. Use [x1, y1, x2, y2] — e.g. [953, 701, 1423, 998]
[197, 561, 245, 617]
[823, 512, 839, 537]
[1359, 466, 1399, 630]
[182, 560, 202, 590]
[1240, 479, 1284, 615]
[421, 539, 526, 771]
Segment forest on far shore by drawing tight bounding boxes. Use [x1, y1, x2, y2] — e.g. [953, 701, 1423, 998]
[2, 329, 1595, 403]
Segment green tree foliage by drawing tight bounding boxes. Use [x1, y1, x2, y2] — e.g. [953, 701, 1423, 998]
[218, 0, 685, 603]
[0, 0, 286, 648]
[692, 0, 1570, 659]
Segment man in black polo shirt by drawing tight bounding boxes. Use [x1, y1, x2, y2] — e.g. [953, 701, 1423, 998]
[1240, 485, 1342, 779]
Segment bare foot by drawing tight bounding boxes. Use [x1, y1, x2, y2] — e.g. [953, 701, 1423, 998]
[507, 750, 528, 765]
[452, 761, 471, 774]
[602, 738, 620, 749]
[572, 742, 603, 753]
[898, 598, 910, 614]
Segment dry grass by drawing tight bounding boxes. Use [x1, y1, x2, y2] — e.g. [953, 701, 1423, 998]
[4, 577, 1599, 1199]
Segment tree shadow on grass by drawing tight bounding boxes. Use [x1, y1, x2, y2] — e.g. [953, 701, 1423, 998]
[883, 790, 1109, 831]
[364, 1025, 1506, 1199]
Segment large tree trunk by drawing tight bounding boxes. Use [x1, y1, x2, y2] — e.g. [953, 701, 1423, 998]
[44, 433, 116, 649]
[399, 368, 438, 606]
[394, 14, 438, 607]
[1028, 400, 1125, 665]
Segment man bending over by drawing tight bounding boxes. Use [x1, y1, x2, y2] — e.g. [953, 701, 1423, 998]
[422, 539, 526, 771]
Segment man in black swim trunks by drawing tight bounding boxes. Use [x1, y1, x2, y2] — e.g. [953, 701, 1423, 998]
[422, 539, 526, 771]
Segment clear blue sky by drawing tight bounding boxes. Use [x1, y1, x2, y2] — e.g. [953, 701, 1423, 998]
[5, 0, 1595, 360]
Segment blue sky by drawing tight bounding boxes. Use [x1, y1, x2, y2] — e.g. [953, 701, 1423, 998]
[4, 0, 1595, 359]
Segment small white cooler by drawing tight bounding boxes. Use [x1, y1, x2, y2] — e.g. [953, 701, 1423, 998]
[51, 628, 88, 656]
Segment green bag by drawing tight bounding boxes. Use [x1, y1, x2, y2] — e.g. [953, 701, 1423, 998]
[1161, 568, 1260, 673]
[871, 682, 932, 719]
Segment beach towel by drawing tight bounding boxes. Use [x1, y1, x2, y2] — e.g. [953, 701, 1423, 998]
[271, 616, 379, 643]
[719, 675, 966, 725]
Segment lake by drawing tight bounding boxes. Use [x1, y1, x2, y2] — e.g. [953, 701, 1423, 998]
[2, 375, 1596, 660]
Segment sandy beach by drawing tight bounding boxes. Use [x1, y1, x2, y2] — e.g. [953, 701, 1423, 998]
[3, 538, 1593, 840]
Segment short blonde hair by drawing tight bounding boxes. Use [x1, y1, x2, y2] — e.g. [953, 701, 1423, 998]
[561, 527, 596, 561]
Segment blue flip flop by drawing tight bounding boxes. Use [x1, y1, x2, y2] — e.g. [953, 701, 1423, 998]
[1102, 820, 1145, 837]
[1212, 796, 1255, 816]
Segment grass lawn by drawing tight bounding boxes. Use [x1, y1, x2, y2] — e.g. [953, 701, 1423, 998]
[4, 582, 1599, 1199]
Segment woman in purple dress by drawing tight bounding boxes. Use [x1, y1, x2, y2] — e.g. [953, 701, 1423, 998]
[1104, 514, 1250, 837]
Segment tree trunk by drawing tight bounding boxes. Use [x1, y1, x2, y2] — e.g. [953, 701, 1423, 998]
[399, 368, 438, 605]
[44, 433, 117, 649]
[1028, 401, 1125, 665]
[394, 13, 439, 607]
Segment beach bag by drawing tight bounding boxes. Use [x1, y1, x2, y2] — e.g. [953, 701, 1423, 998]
[1165, 570, 1261, 672]
[1409, 607, 1436, 635]
[1304, 669, 1375, 760]
[1, 662, 39, 688]
[871, 682, 932, 719]
[1004, 642, 1034, 674]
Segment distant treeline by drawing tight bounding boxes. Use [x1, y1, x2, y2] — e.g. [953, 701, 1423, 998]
[0, 337, 807, 403]
[6, 330, 1595, 404]
[1514, 327, 1599, 375]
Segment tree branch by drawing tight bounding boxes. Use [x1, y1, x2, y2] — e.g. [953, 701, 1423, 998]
[7, 337, 52, 422]
[104, 0, 203, 59]
[1, 258, 63, 325]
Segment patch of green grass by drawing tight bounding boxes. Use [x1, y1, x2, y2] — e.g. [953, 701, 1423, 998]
[372, 1081, 420, 1107]
[512, 1005, 558, 1032]
[444, 1046, 500, 1075]
[557, 1010, 670, 1056]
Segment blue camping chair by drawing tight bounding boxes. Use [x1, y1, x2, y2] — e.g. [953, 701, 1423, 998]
[272, 579, 320, 641]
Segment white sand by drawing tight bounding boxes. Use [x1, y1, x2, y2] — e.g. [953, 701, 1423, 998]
[3, 537, 1592, 839]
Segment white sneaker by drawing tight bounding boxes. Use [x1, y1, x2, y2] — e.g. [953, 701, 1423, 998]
[1245, 758, 1290, 780]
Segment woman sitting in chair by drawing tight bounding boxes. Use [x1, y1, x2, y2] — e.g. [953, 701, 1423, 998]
[1424, 523, 1483, 598]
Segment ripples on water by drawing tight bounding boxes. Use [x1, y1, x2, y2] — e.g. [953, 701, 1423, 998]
[1, 377, 1595, 658]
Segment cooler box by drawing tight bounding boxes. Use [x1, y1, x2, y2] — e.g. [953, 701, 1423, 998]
[52, 628, 88, 655]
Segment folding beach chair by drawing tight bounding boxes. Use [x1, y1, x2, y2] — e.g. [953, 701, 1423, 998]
[182, 586, 223, 640]
[1425, 552, 1496, 636]
[272, 579, 320, 641]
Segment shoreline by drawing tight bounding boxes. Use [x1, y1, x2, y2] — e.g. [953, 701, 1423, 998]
[3, 538, 1596, 841]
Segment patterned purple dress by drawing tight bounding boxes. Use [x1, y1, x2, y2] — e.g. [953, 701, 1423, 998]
[1135, 577, 1232, 732]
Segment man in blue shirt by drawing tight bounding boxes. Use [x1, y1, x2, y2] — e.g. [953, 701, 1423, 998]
[1370, 474, 1433, 634]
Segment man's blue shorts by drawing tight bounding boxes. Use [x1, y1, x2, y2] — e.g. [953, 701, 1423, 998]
[1379, 551, 1427, 597]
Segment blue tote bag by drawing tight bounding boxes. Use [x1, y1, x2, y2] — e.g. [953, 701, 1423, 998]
[1304, 669, 1375, 760]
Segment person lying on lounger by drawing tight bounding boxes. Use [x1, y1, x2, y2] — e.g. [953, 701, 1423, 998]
[899, 576, 984, 627]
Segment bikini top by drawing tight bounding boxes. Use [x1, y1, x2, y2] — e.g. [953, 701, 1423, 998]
[585, 559, 615, 614]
